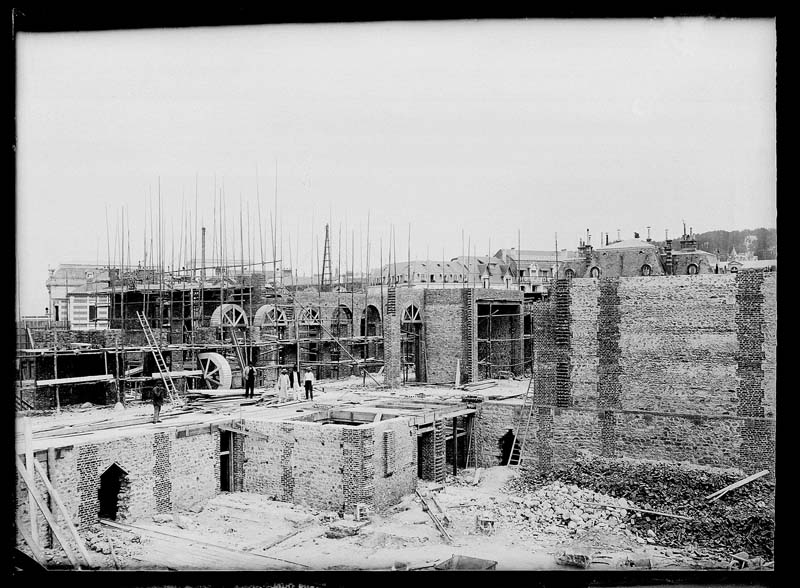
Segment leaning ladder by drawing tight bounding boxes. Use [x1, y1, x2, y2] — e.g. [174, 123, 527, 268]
[136, 311, 182, 406]
[507, 351, 537, 468]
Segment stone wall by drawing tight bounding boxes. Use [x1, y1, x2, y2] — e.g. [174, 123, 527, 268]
[237, 415, 417, 513]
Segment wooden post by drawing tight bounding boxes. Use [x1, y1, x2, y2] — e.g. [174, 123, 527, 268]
[114, 343, 121, 404]
[23, 417, 39, 551]
[452, 417, 458, 476]
[15, 456, 83, 569]
[47, 446, 56, 547]
[32, 458, 94, 566]
[53, 336, 61, 414]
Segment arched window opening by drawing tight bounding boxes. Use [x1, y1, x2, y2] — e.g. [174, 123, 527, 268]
[331, 305, 353, 339]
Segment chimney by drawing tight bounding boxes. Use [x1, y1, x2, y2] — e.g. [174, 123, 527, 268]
[646, 226, 651, 242]
[605, 233, 609, 246]
[664, 237, 673, 275]
[680, 231, 696, 252]
[616, 229, 621, 242]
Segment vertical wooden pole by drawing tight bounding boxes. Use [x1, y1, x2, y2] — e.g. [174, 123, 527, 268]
[53, 336, 61, 414]
[23, 417, 39, 549]
[452, 417, 458, 476]
[114, 344, 121, 404]
[47, 446, 57, 547]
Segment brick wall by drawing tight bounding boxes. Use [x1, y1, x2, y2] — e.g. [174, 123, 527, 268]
[371, 419, 417, 508]
[423, 289, 465, 384]
[479, 273, 776, 477]
[383, 287, 402, 387]
[16, 427, 221, 537]
[236, 415, 416, 513]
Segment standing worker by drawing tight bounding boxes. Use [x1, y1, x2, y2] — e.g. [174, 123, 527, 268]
[244, 362, 257, 398]
[152, 383, 165, 423]
[303, 367, 315, 401]
[276, 368, 290, 402]
[291, 367, 301, 401]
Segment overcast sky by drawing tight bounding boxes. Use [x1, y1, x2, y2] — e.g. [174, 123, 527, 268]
[15, 18, 776, 316]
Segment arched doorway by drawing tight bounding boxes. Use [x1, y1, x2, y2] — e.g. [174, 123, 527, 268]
[330, 305, 353, 379]
[98, 463, 130, 521]
[331, 305, 352, 339]
[401, 304, 423, 382]
[360, 305, 382, 365]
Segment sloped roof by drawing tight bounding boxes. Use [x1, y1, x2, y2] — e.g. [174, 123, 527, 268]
[597, 239, 657, 250]
[495, 249, 578, 263]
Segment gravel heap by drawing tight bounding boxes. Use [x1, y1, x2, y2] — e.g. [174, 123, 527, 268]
[454, 479, 639, 542]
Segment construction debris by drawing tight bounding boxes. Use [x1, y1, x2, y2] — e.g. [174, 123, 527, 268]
[517, 454, 775, 559]
[555, 552, 591, 569]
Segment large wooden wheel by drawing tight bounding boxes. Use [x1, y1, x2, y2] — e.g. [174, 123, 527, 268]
[197, 352, 233, 389]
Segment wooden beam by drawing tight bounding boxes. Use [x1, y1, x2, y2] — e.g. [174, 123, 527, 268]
[15, 455, 83, 569]
[36, 374, 114, 387]
[217, 424, 270, 441]
[705, 470, 769, 501]
[452, 417, 458, 476]
[22, 418, 39, 552]
[31, 457, 94, 567]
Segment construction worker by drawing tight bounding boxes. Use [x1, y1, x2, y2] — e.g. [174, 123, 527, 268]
[152, 383, 165, 423]
[291, 368, 301, 401]
[276, 368, 290, 402]
[303, 367, 315, 401]
[244, 363, 257, 398]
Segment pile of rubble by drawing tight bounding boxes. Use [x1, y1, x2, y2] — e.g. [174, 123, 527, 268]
[471, 480, 642, 541]
[81, 524, 139, 561]
[519, 454, 775, 558]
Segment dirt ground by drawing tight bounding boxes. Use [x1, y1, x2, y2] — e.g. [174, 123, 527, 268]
[51, 466, 731, 572]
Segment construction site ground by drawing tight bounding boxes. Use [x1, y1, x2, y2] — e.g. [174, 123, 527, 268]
[18, 376, 771, 571]
[40, 467, 730, 571]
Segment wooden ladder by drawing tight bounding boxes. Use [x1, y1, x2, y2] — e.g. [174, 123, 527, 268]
[507, 352, 537, 468]
[136, 311, 182, 406]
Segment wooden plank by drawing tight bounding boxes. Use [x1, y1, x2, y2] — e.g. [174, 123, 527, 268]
[216, 424, 270, 441]
[705, 470, 769, 501]
[149, 370, 203, 379]
[99, 519, 310, 568]
[31, 457, 94, 567]
[415, 490, 452, 543]
[15, 455, 83, 569]
[429, 494, 451, 525]
[23, 418, 39, 552]
[36, 374, 114, 386]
